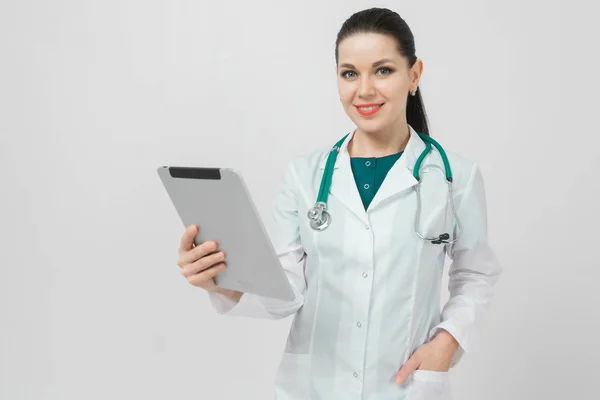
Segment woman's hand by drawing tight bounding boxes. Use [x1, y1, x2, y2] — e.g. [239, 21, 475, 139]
[394, 329, 459, 384]
[177, 224, 243, 303]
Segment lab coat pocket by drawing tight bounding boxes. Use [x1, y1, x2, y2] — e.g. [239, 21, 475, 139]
[411, 370, 453, 400]
[274, 352, 310, 400]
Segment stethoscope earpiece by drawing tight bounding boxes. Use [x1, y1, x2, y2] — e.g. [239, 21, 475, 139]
[431, 233, 451, 245]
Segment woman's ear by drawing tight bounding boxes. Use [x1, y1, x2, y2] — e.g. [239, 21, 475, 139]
[412, 59, 424, 86]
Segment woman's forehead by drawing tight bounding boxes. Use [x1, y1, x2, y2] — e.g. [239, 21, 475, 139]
[337, 33, 401, 64]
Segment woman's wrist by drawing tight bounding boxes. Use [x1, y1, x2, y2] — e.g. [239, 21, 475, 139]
[214, 287, 243, 302]
[431, 329, 459, 351]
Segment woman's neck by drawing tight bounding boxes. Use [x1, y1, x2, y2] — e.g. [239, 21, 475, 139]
[347, 122, 411, 158]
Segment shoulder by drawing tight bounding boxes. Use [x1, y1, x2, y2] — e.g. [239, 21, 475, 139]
[441, 147, 486, 197]
[283, 145, 330, 180]
[274, 146, 330, 207]
[426, 133, 485, 195]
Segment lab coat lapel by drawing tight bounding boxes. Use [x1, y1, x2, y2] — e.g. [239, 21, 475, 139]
[318, 130, 369, 225]
[317, 126, 427, 222]
[367, 126, 425, 211]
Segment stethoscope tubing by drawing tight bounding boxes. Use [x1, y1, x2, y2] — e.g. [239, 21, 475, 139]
[307, 131, 462, 244]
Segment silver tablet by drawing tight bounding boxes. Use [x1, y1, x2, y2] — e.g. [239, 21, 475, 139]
[157, 166, 295, 301]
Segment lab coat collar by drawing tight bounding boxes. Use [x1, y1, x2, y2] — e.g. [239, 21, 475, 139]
[317, 125, 427, 222]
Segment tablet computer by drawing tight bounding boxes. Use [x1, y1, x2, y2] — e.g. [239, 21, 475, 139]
[157, 166, 295, 301]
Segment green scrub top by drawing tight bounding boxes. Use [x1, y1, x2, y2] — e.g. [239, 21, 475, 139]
[350, 151, 404, 210]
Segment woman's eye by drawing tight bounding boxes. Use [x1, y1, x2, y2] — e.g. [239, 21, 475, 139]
[377, 67, 393, 75]
[341, 70, 356, 78]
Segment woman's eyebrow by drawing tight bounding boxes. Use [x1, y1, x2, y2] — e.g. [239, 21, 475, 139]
[339, 59, 395, 69]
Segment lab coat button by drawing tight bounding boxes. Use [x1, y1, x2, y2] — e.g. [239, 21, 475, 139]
[364, 225, 370, 230]
[353, 372, 358, 378]
[357, 322, 362, 328]
[362, 272, 368, 278]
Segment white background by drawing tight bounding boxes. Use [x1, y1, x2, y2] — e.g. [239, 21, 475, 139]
[1, 0, 599, 399]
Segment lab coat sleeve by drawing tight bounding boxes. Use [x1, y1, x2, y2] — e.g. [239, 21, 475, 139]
[428, 163, 502, 367]
[206, 160, 307, 319]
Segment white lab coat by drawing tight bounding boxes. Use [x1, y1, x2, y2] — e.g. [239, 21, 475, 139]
[208, 125, 502, 400]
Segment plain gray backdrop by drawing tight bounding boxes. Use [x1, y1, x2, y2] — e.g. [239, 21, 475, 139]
[1, 0, 598, 399]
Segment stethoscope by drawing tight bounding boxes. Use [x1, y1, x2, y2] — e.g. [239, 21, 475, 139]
[307, 131, 463, 245]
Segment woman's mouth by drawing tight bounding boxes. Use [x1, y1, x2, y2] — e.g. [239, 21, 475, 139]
[355, 103, 384, 116]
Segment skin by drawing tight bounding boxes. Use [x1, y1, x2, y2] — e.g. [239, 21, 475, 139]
[336, 32, 422, 158]
[177, 225, 242, 301]
[336, 32, 459, 383]
[176, 31, 458, 385]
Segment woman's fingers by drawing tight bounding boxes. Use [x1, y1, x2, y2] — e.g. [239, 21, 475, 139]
[187, 262, 227, 289]
[179, 224, 198, 254]
[176, 225, 228, 290]
[178, 239, 218, 267]
[394, 349, 423, 384]
[181, 251, 226, 277]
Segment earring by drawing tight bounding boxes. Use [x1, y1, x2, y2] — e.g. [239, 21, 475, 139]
[410, 87, 417, 96]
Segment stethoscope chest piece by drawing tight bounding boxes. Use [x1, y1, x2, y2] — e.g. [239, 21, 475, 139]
[308, 201, 331, 231]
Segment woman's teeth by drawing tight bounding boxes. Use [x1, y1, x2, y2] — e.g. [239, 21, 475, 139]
[358, 104, 382, 110]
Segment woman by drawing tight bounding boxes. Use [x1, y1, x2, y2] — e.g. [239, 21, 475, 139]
[176, 7, 502, 400]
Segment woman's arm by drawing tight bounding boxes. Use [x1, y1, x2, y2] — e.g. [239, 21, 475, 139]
[428, 163, 503, 367]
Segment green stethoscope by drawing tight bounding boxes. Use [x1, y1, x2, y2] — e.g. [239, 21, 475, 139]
[307, 131, 463, 245]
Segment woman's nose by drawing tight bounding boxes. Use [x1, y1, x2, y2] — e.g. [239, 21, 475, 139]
[358, 76, 376, 98]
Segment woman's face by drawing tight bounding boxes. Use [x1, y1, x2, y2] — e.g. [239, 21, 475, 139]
[336, 32, 422, 134]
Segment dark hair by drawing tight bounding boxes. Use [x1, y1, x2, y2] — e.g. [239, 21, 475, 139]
[335, 7, 429, 136]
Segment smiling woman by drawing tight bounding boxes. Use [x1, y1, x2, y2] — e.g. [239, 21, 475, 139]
[180, 7, 503, 400]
